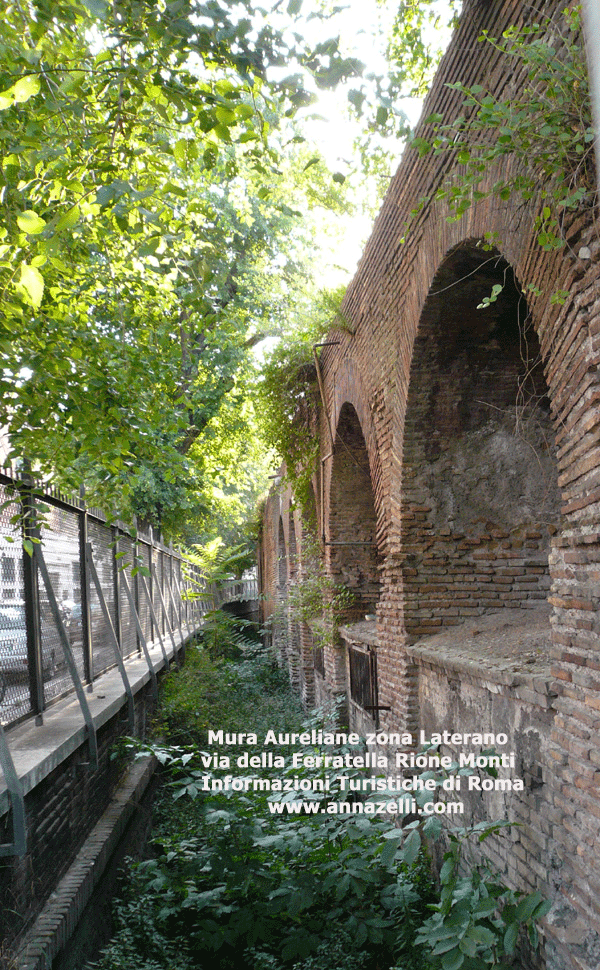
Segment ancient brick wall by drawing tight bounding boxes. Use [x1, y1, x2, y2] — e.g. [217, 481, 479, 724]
[260, 2, 600, 967]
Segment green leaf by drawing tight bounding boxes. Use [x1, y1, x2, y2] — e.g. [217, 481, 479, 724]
[379, 837, 399, 867]
[441, 947, 465, 970]
[12, 75, 41, 103]
[504, 921, 519, 954]
[303, 156, 320, 172]
[216, 107, 237, 125]
[174, 138, 188, 164]
[469, 925, 498, 946]
[82, 0, 109, 17]
[56, 206, 80, 231]
[440, 857, 455, 884]
[17, 210, 46, 235]
[235, 104, 254, 120]
[20, 262, 44, 307]
[515, 890, 545, 921]
[403, 828, 421, 867]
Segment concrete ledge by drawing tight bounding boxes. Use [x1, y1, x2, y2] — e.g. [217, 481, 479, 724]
[15, 756, 156, 970]
[0, 627, 196, 816]
[404, 609, 557, 699]
[338, 620, 380, 649]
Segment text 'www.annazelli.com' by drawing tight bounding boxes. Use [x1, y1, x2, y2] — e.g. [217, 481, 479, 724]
[267, 799, 464, 816]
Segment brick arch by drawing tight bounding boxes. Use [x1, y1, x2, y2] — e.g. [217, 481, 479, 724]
[277, 515, 287, 592]
[400, 238, 561, 639]
[327, 359, 386, 543]
[325, 398, 383, 615]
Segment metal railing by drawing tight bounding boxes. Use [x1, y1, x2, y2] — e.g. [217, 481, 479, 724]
[0, 467, 205, 729]
[213, 573, 259, 607]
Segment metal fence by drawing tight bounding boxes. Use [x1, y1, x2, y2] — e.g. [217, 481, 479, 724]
[0, 468, 206, 729]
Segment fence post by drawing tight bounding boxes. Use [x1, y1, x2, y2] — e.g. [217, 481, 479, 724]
[20, 470, 44, 720]
[78, 489, 93, 686]
[112, 526, 122, 652]
[149, 528, 160, 646]
[148, 536, 154, 638]
[133, 519, 140, 655]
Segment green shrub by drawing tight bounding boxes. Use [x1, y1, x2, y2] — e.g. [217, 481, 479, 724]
[97, 649, 548, 970]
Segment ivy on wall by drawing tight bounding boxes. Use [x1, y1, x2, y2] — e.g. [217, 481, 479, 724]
[410, 5, 595, 299]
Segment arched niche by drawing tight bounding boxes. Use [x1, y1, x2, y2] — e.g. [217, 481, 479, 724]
[287, 513, 301, 689]
[328, 402, 381, 614]
[277, 516, 287, 595]
[288, 514, 298, 581]
[401, 242, 560, 640]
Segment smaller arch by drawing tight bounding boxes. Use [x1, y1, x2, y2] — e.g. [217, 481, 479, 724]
[277, 516, 287, 593]
[327, 402, 382, 615]
[288, 513, 298, 581]
[287, 513, 302, 690]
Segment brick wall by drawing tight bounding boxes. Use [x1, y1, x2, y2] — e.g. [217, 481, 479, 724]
[0, 685, 153, 957]
[260, 2, 600, 968]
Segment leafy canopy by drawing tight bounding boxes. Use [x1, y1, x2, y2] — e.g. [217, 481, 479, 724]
[0, 0, 362, 528]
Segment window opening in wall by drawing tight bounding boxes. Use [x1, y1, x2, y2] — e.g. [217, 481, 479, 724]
[348, 644, 380, 727]
[401, 242, 560, 658]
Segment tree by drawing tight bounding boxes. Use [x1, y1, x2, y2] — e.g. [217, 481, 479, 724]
[0, 0, 362, 531]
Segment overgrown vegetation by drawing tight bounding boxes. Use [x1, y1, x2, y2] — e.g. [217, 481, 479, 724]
[92, 622, 550, 970]
[256, 289, 349, 517]
[272, 532, 358, 655]
[410, 7, 595, 277]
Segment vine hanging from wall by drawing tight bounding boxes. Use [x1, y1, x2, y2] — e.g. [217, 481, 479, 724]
[409, 5, 595, 303]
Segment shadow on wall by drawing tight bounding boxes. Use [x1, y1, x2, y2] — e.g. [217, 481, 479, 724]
[401, 241, 561, 642]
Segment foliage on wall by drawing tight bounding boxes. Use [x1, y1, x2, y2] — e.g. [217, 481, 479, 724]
[410, 5, 595, 293]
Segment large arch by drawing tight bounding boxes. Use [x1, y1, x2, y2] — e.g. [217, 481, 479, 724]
[401, 241, 561, 640]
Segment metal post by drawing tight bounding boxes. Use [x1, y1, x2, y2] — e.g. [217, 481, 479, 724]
[119, 571, 158, 700]
[86, 544, 135, 732]
[133, 521, 141, 656]
[78, 490, 93, 687]
[140, 575, 171, 667]
[34, 544, 98, 768]
[0, 723, 26, 857]
[149, 563, 180, 664]
[20, 473, 44, 720]
[112, 526, 122, 652]
[173, 573, 193, 642]
[148, 538, 154, 643]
